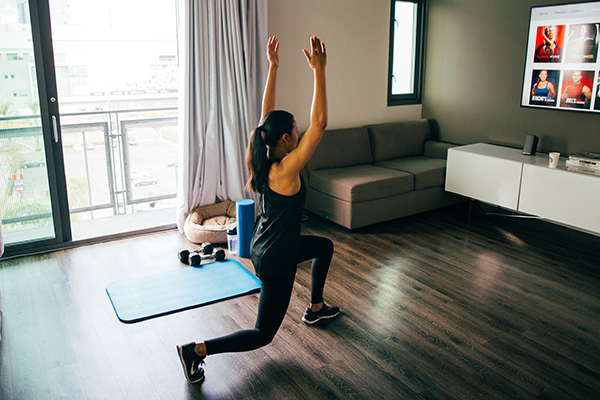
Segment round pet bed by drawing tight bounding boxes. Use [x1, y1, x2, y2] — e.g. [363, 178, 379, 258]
[184, 200, 236, 244]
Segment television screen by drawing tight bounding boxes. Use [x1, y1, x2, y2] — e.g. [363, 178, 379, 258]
[522, 1, 600, 112]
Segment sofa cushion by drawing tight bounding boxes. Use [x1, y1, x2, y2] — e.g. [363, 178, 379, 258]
[309, 165, 413, 202]
[375, 156, 447, 190]
[423, 140, 457, 159]
[305, 127, 372, 174]
[366, 119, 431, 162]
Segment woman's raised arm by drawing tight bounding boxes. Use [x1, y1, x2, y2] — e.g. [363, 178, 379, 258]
[262, 36, 279, 117]
[280, 36, 328, 175]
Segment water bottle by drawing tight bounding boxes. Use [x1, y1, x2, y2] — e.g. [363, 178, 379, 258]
[227, 225, 238, 255]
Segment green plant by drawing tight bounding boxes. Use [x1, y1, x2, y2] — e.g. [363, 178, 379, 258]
[25, 101, 40, 114]
[0, 101, 16, 116]
[67, 177, 90, 208]
[0, 202, 52, 232]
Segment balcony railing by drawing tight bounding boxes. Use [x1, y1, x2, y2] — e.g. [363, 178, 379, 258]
[0, 107, 178, 243]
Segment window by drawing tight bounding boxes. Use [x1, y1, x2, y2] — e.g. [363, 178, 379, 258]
[387, 0, 426, 106]
[7, 53, 24, 61]
[7, 90, 27, 97]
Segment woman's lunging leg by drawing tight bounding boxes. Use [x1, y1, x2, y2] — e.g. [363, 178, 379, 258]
[297, 235, 334, 304]
[203, 276, 295, 355]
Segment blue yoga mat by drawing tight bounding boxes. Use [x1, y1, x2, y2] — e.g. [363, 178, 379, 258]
[106, 259, 261, 323]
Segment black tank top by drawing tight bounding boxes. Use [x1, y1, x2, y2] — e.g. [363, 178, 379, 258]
[250, 172, 306, 280]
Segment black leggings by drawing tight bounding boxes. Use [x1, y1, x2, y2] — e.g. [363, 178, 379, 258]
[204, 235, 333, 355]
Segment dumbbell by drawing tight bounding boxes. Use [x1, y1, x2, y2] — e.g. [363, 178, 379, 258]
[188, 248, 226, 266]
[179, 246, 226, 266]
[178, 242, 214, 264]
[196, 247, 225, 267]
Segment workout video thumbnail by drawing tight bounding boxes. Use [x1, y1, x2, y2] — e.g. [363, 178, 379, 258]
[594, 74, 600, 111]
[565, 23, 599, 63]
[560, 70, 594, 109]
[534, 25, 565, 63]
[529, 69, 559, 107]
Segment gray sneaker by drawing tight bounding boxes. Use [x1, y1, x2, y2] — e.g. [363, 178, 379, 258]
[302, 304, 340, 325]
[176, 343, 205, 383]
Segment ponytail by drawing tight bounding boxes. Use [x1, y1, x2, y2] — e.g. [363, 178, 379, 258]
[245, 110, 295, 194]
[245, 126, 270, 193]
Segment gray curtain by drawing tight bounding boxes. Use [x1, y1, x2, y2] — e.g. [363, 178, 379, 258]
[176, 0, 267, 232]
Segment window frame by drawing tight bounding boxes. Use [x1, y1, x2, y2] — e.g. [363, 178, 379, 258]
[387, 0, 426, 106]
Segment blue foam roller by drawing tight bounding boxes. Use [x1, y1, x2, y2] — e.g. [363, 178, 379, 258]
[236, 199, 255, 258]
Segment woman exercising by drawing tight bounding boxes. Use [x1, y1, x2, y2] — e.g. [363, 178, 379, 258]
[177, 35, 339, 384]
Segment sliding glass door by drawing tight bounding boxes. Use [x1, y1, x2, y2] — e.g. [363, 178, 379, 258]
[0, 0, 70, 255]
[1, 0, 179, 257]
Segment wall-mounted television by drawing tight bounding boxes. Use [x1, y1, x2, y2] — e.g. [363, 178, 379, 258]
[522, 1, 600, 112]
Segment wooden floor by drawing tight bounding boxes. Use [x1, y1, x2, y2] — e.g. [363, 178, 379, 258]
[1, 203, 599, 400]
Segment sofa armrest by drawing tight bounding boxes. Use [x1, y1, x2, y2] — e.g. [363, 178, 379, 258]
[423, 140, 457, 159]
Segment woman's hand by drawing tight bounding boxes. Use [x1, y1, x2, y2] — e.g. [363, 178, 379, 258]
[302, 36, 327, 71]
[266, 36, 279, 68]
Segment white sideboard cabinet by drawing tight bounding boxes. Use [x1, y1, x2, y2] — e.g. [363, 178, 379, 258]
[445, 144, 526, 211]
[445, 143, 600, 236]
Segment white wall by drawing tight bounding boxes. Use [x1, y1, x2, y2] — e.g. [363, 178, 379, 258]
[267, 0, 421, 131]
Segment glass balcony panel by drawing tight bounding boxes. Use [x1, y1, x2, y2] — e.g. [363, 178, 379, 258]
[60, 123, 115, 221]
[122, 118, 178, 207]
[0, 122, 55, 245]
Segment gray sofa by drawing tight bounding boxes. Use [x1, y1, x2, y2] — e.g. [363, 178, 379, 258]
[303, 119, 463, 230]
